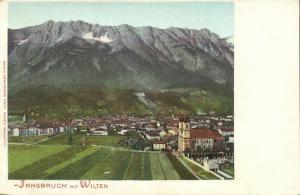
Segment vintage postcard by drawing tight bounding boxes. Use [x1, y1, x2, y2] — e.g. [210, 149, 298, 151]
[0, 0, 299, 194]
[6, 0, 234, 180]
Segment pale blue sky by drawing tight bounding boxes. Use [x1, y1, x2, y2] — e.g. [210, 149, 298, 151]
[9, 2, 234, 37]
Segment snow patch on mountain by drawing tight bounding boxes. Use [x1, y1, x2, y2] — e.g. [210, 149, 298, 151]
[134, 92, 156, 108]
[82, 32, 114, 43]
[16, 38, 29, 45]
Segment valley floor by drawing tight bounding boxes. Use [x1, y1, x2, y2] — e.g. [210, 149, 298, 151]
[8, 141, 197, 180]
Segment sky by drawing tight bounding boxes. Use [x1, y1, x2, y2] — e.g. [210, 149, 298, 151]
[8, 2, 234, 37]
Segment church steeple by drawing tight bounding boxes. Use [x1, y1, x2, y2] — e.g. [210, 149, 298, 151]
[23, 113, 27, 123]
[178, 116, 191, 153]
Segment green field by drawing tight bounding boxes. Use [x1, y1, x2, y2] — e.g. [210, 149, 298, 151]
[220, 163, 234, 177]
[9, 144, 70, 173]
[85, 136, 126, 147]
[8, 136, 48, 143]
[8, 115, 23, 122]
[8, 135, 219, 180]
[180, 157, 219, 180]
[40, 133, 126, 147]
[8, 144, 197, 180]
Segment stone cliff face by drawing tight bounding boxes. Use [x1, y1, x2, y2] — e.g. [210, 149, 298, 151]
[8, 20, 233, 90]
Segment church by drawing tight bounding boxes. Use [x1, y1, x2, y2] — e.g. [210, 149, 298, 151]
[178, 116, 225, 153]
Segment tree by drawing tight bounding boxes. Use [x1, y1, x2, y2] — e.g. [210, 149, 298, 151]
[66, 126, 75, 145]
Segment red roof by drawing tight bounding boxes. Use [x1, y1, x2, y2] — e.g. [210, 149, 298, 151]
[146, 132, 160, 136]
[191, 129, 223, 139]
[219, 127, 234, 132]
[153, 140, 166, 144]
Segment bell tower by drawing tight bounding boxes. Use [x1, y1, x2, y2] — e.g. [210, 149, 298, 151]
[178, 116, 190, 153]
[23, 113, 27, 123]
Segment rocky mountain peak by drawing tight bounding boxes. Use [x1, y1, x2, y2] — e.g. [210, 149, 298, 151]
[8, 20, 234, 91]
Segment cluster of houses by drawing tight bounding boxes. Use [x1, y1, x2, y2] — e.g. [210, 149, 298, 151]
[8, 114, 234, 153]
[129, 115, 234, 152]
[8, 123, 76, 137]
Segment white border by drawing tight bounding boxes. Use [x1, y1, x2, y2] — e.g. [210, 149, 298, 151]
[1, 0, 299, 194]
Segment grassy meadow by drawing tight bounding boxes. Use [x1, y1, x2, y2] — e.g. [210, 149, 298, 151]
[220, 163, 234, 177]
[8, 144, 197, 180]
[39, 133, 125, 147]
[180, 157, 219, 180]
[8, 133, 221, 180]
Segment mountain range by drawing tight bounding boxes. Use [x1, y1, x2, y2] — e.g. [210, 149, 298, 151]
[8, 20, 234, 117]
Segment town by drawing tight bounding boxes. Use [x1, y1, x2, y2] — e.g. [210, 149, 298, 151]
[8, 112, 234, 179]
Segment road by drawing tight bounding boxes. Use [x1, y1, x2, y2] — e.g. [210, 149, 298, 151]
[92, 144, 162, 153]
[216, 170, 233, 179]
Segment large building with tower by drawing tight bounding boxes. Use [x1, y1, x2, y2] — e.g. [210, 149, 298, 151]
[178, 116, 225, 153]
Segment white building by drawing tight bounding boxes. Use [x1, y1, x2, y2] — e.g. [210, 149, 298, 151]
[217, 127, 234, 136]
[145, 132, 160, 140]
[159, 131, 166, 137]
[220, 118, 232, 122]
[117, 129, 128, 135]
[168, 129, 177, 135]
[98, 125, 108, 130]
[47, 128, 54, 135]
[193, 138, 214, 151]
[145, 126, 156, 131]
[203, 159, 219, 172]
[59, 127, 65, 133]
[28, 127, 39, 135]
[153, 140, 166, 150]
[91, 129, 108, 136]
[12, 128, 19, 136]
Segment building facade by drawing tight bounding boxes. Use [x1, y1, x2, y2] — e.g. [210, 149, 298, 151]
[178, 117, 225, 153]
[190, 129, 225, 151]
[153, 140, 166, 150]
